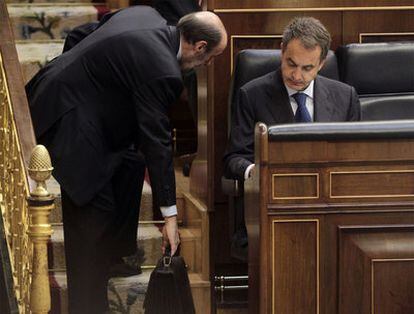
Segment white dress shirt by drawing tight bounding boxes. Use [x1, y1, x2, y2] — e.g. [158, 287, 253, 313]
[286, 80, 315, 121]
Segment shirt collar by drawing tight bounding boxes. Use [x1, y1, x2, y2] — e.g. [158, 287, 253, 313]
[177, 40, 182, 61]
[285, 80, 315, 99]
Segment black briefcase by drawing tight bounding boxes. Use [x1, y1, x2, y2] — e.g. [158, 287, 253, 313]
[143, 250, 195, 314]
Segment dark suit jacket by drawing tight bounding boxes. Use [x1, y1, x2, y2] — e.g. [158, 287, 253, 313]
[223, 69, 361, 179]
[26, 6, 183, 207]
[153, 0, 201, 25]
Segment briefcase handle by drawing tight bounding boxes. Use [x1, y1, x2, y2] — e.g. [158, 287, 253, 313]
[163, 255, 172, 267]
[163, 244, 181, 267]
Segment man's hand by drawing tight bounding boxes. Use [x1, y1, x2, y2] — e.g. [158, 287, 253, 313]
[162, 215, 180, 256]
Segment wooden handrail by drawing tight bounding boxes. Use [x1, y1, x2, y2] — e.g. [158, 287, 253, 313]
[0, 0, 36, 165]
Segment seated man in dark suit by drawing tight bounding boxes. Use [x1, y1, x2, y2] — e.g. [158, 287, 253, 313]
[223, 17, 360, 258]
[224, 16, 360, 180]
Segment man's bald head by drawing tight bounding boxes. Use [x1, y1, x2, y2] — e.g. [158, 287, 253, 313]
[177, 11, 227, 52]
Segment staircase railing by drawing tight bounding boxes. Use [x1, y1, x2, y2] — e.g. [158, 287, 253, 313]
[0, 0, 54, 313]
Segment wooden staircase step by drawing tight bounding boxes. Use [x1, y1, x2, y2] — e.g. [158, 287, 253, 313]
[7, 4, 108, 41]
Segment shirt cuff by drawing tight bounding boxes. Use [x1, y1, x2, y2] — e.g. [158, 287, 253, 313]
[244, 163, 255, 180]
[160, 205, 178, 217]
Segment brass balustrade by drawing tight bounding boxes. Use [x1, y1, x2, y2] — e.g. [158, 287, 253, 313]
[0, 51, 32, 313]
[0, 52, 53, 313]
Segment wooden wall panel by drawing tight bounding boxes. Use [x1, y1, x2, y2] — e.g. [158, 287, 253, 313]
[360, 33, 414, 43]
[373, 260, 414, 314]
[321, 214, 414, 314]
[337, 225, 414, 314]
[271, 219, 319, 314]
[271, 173, 319, 200]
[330, 171, 414, 198]
[343, 10, 414, 43]
[213, 0, 414, 10]
[266, 165, 414, 206]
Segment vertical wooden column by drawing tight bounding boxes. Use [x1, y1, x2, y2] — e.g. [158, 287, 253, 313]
[27, 145, 54, 314]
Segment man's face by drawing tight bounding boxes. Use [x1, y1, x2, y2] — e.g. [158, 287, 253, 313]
[280, 38, 325, 91]
[180, 38, 227, 71]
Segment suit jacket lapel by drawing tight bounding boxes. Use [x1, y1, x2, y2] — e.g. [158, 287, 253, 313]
[266, 70, 294, 123]
[314, 75, 334, 122]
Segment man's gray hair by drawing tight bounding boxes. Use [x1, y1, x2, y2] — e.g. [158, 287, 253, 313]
[282, 17, 331, 61]
[177, 13, 223, 52]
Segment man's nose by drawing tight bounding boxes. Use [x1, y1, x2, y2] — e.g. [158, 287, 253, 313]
[292, 67, 302, 81]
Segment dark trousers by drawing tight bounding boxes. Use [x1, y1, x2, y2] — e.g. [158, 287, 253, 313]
[61, 150, 145, 314]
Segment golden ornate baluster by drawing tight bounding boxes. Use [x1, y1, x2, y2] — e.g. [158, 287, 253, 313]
[1, 52, 54, 313]
[27, 145, 54, 314]
[28, 145, 54, 314]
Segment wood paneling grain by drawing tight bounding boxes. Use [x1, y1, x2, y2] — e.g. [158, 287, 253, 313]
[272, 220, 319, 314]
[330, 171, 414, 198]
[343, 10, 414, 43]
[338, 225, 414, 314]
[373, 260, 414, 314]
[360, 32, 414, 43]
[271, 173, 319, 200]
[213, 0, 414, 10]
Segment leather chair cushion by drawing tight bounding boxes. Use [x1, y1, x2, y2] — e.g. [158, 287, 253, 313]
[336, 42, 414, 95]
[361, 95, 414, 121]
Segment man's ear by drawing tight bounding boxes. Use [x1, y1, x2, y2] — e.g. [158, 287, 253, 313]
[194, 40, 207, 54]
[318, 58, 326, 71]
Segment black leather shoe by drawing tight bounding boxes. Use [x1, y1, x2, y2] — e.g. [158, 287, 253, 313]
[109, 261, 142, 277]
[109, 248, 145, 277]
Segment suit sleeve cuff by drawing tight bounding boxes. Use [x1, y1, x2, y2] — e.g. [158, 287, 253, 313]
[244, 164, 255, 180]
[160, 205, 177, 217]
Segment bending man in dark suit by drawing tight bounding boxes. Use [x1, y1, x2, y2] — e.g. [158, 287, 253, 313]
[223, 17, 360, 257]
[60, 0, 203, 277]
[26, 6, 227, 314]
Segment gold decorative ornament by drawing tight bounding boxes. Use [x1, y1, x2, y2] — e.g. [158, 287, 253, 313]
[28, 145, 53, 197]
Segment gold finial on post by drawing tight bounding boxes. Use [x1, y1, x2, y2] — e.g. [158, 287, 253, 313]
[27, 145, 54, 314]
[28, 145, 54, 197]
